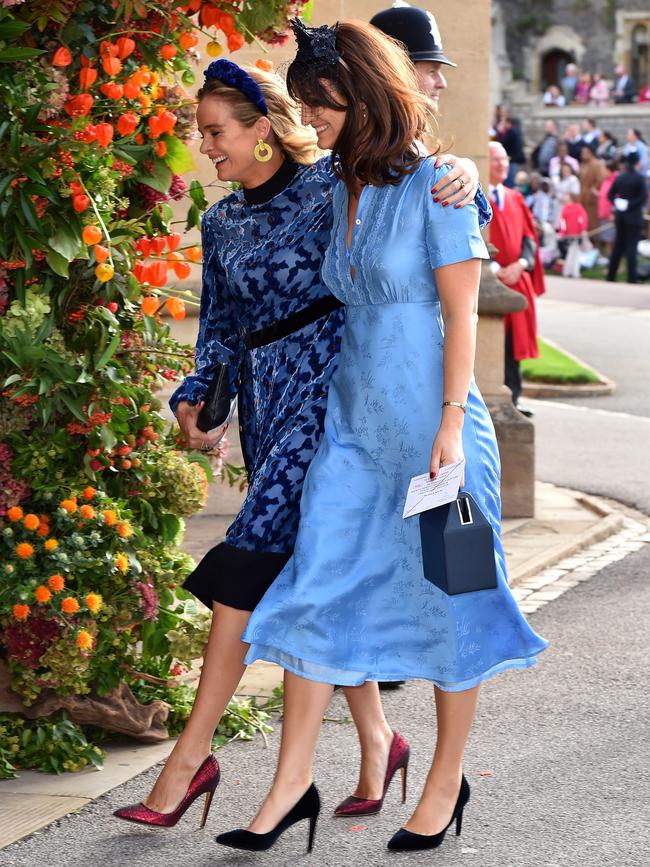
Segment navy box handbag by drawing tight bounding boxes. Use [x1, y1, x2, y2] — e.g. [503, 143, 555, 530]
[419, 492, 498, 595]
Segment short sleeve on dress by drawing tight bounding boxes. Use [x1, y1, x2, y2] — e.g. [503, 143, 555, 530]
[423, 161, 490, 271]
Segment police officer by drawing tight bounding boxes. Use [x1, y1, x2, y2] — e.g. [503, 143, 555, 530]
[370, 1, 456, 110]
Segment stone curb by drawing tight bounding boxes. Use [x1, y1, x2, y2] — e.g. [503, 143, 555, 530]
[522, 336, 615, 399]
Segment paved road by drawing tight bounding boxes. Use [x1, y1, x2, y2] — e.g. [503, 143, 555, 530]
[530, 280, 650, 513]
[3, 544, 649, 867]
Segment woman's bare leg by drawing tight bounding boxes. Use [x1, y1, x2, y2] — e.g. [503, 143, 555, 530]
[404, 684, 480, 834]
[342, 682, 394, 799]
[144, 602, 251, 812]
[247, 671, 333, 833]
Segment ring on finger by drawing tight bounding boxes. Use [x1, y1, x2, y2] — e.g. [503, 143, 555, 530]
[458, 178, 466, 191]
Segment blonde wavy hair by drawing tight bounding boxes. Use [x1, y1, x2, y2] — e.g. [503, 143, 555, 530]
[197, 66, 319, 166]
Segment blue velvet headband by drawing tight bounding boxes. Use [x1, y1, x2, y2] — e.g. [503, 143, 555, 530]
[204, 59, 269, 116]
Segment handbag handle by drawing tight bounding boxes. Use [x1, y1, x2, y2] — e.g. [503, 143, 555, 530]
[456, 496, 473, 526]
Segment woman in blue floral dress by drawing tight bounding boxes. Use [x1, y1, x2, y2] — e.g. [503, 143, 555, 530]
[114, 60, 484, 826]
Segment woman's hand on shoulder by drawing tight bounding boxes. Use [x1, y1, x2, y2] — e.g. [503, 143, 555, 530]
[175, 401, 227, 453]
[431, 154, 479, 208]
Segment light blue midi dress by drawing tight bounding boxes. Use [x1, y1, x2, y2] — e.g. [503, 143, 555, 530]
[243, 159, 548, 690]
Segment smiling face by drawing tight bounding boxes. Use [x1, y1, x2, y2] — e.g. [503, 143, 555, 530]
[197, 96, 269, 185]
[298, 80, 348, 151]
[488, 142, 509, 186]
[414, 61, 447, 106]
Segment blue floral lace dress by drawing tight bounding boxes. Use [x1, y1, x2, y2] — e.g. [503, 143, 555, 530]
[170, 159, 345, 611]
[243, 159, 548, 689]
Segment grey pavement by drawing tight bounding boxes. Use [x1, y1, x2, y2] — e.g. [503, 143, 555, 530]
[2, 543, 649, 867]
[543, 274, 650, 311]
[531, 279, 650, 513]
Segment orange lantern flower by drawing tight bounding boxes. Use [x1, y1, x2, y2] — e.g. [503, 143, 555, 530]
[158, 111, 177, 133]
[135, 237, 151, 257]
[82, 225, 102, 245]
[100, 40, 119, 57]
[166, 251, 182, 262]
[117, 111, 139, 136]
[174, 261, 192, 280]
[100, 82, 124, 100]
[201, 5, 220, 27]
[256, 58, 274, 72]
[122, 81, 141, 100]
[179, 32, 199, 51]
[166, 297, 186, 320]
[141, 296, 159, 316]
[102, 55, 122, 77]
[146, 260, 168, 287]
[228, 32, 245, 52]
[219, 13, 236, 36]
[52, 46, 73, 67]
[160, 44, 177, 61]
[166, 232, 182, 252]
[155, 140, 167, 158]
[79, 67, 98, 89]
[94, 244, 109, 263]
[147, 115, 162, 139]
[149, 236, 166, 256]
[72, 194, 90, 213]
[135, 133, 145, 145]
[79, 123, 97, 143]
[95, 123, 114, 147]
[64, 93, 94, 117]
[185, 245, 202, 262]
[116, 36, 136, 59]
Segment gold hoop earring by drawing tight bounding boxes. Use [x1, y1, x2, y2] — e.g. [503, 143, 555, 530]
[254, 139, 273, 162]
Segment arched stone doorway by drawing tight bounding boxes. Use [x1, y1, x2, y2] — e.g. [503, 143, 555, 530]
[632, 23, 649, 89]
[523, 25, 585, 94]
[541, 48, 574, 89]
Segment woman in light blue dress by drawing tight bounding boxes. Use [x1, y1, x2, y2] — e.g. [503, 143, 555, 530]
[217, 20, 548, 855]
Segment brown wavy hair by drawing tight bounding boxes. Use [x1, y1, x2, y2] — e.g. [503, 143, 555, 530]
[197, 66, 319, 165]
[286, 20, 439, 187]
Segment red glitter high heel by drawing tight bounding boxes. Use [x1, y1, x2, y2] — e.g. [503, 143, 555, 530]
[114, 754, 220, 828]
[334, 731, 409, 817]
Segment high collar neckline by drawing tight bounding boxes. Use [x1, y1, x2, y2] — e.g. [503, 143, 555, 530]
[242, 160, 300, 205]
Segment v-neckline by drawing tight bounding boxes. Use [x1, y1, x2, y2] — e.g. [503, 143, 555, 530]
[345, 182, 366, 253]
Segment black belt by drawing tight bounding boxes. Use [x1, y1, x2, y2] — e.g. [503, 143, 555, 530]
[243, 295, 344, 350]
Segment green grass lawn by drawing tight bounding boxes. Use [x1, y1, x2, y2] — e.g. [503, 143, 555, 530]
[521, 338, 601, 384]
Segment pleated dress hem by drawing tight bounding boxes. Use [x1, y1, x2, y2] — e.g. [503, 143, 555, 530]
[244, 642, 544, 692]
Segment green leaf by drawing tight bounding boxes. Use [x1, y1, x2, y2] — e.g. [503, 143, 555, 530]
[19, 192, 40, 233]
[189, 179, 208, 211]
[49, 223, 82, 262]
[0, 48, 46, 62]
[46, 250, 69, 277]
[22, 103, 42, 132]
[59, 393, 87, 422]
[185, 203, 200, 231]
[96, 332, 120, 369]
[100, 425, 117, 451]
[0, 20, 31, 40]
[163, 137, 195, 175]
[135, 161, 172, 195]
[3, 374, 22, 387]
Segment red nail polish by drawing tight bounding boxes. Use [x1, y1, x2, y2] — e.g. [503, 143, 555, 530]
[430, 471, 436, 480]
[442, 201, 449, 207]
[454, 204, 461, 209]
[433, 197, 440, 203]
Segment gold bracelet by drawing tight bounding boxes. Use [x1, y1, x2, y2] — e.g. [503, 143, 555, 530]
[442, 400, 466, 413]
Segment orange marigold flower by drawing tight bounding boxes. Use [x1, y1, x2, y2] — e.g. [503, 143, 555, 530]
[115, 552, 129, 574]
[116, 521, 133, 539]
[12, 604, 30, 621]
[7, 506, 23, 522]
[76, 629, 94, 650]
[16, 542, 35, 559]
[34, 585, 52, 604]
[104, 509, 118, 526]
[61, 596, 80, 614]
[82, 486, 97, 500]
[23, 513, 40, 531]
[60, 498, 78, 514]
[85, 592, 103, 614]
[48, 574, 65, 592]
[44, 539, 59, 552]
[79, 504, 95, 520]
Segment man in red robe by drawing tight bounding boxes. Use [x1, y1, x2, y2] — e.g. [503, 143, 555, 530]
[488, 141, 546, 417]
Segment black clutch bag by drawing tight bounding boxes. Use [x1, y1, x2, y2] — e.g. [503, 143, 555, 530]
[419, 492, 498, 595]
[196, 363, 232, 433]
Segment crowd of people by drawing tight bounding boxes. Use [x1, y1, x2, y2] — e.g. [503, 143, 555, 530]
[491, 111, 650, 283]
[543, 63, 650, 107]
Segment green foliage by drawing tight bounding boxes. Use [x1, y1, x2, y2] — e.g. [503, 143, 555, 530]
[0, 713, 104, 778]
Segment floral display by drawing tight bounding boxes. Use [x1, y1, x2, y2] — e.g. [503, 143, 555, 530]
[0, 0, 307, 765]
